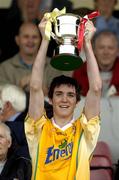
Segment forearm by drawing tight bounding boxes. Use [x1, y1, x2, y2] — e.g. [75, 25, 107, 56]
[83, 21, 102, 120]
[83, 41, 102, 119]
[30, 39, 49, 89]
[28, 17, 50, 120]
[84, 42, 102, 91]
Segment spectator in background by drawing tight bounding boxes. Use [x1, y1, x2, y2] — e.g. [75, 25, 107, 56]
[0, 122, 31, 179]
[18, 0, 42, 23]
[0, 22, 41, 93]
[0, 20, 54, 118]
[0, 84, 30, 159]
[73, 30, 119, 97]
[17, 0, 73, 59]
[94, 0, 119, 39]
[18, 0, 73, 23]
[0, 0, 22, 62]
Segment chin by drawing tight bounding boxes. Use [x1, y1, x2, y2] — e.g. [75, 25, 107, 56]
[60, 112, 73, 119]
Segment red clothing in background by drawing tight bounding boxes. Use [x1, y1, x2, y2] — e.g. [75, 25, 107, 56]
[73, 57, 119, 96]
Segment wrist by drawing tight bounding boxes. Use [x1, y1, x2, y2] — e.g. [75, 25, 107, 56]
[41, 38, 49, 47]
[84, 41, 92, 49]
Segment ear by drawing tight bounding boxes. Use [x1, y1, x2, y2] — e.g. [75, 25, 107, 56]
[4, 101, 13, 112]
[7, 139, 12, 148]
[76, 99, 80, 105]
[15, 35, 19, 46]
[48, 98, 53, 105]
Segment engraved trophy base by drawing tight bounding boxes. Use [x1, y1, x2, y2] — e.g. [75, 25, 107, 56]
[51, 53, 83, 71]
[50, 42, 83, 71]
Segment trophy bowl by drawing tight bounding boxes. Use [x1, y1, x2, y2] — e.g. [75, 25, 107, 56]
[50, 13, 84, 71]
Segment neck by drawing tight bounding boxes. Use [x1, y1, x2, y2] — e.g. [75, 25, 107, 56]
[53, 114, 73, 128]
[3, 110, 17, 122]
[103, 14, 112, 20]
[0, 155, 7, 162]
[19, 52, 36, 65]
[99, 64, 114, 72]
[100, 10, 112, 20]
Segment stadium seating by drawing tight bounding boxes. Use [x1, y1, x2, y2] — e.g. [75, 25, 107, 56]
[90, 169, 112, 180]
[90, 141, 113, 180]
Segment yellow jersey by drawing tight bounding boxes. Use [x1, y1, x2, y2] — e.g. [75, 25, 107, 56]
[25, 113, 100, 180]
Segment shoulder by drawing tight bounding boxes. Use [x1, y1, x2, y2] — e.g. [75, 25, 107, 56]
[15, 157, 32, 180]
[25, 113, 48, 131]
[113, 58, 119, 72]
[16, 156, 31, 167]
[0, 54, 20, 67]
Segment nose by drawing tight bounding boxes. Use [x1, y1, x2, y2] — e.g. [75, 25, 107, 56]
[28, 36, 34, 42]
[62, 94, 68, 102]
[27, 37, 36, 45]
[103, 47, 110, 54]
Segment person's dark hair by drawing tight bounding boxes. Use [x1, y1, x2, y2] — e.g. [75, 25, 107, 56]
[48, 75, 80, 102]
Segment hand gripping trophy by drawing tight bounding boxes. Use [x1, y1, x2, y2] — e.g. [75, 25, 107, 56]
[44, 8, 99, 71]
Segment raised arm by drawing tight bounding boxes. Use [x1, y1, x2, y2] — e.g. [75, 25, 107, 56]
[83, 21, 102, 120]
[28, 18, 49, 120]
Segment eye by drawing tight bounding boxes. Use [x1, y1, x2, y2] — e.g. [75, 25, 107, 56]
[67, 93, 76, 97]
[0, 135, 5, 139]
[55, 92, 62, 96]
[32, 35, 39, 40]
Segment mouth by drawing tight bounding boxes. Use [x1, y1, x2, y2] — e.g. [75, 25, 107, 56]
[59, 105, 69, 109]
[26, 45, 35, 48]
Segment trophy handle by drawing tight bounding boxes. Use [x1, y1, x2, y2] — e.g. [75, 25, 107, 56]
[77, 18, 87, 51]
[50, 32, 64, 44]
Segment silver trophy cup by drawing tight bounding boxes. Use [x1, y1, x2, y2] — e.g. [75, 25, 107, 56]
[50, 13, 84, 71]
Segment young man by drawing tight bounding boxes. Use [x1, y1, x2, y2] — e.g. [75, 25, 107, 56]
[25, 17, 102, 180]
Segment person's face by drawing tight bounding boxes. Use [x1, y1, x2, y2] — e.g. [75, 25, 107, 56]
[94, 34, 119, 71]
[16, 23, 41, 57]
[19, 0, 40, 21]
[0, 126, 11, 161]
[95, 0, 116, 17]
[24, 0, 40, 11]
[50, 84, 77, 120]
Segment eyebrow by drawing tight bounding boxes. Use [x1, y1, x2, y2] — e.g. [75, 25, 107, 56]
[0, 134, 5, 138]
[67, 92, 76, 95]
[54, 91, 76, 95]
[54, 91, 63, 94]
